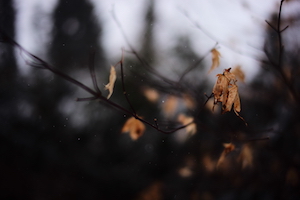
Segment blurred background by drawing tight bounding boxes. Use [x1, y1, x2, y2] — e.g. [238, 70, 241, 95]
[0, 0, 300, 199]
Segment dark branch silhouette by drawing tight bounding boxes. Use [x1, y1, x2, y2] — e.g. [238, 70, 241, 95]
[0, 29, 201, 134]
[264, 0, 299, 102]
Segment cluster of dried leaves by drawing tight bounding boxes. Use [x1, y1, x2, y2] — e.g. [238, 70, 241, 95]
[210, 59, 246, 125]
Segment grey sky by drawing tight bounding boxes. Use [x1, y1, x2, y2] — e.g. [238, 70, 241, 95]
[14, 0, 288, 81]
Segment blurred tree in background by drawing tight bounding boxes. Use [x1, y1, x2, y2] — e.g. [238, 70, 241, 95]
[0, 0, 299, 199]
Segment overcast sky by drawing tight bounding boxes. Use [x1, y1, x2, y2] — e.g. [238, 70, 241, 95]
[13, 0, 297, 82]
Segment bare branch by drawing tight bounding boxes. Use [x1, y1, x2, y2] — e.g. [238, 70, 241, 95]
[88, 49, 101, 95]
[264, 0, 299, 101]
[280, 25, 289, 33]
[265, 20, 277, 32]
[119, 50, 136, 115]
[178, 43, 218, 82]
[181, 10, 265, 64]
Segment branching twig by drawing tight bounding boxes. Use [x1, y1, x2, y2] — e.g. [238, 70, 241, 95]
[178, 43, 218, 82]
[181, 10, 266, 65]
[264, 0, 299, 101]
[119, 49, 136, 115]
[111, 9, 182, 88]
[88, 49, 101, 94]
[0, 29, 197, 134]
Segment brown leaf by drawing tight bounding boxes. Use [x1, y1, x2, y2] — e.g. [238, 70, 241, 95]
[143, 87, 159, 103]
[121, 117, 145, 140]
[135, 181, 163, 200]
[177, 113, 197, 136]
[231, 66, 245, 82]
[223, 68, 236, 82]
[222, 84, 238, 114]
[104, 65, 116, 99]
[202, 155, 215, 172]
[212, 68, 247, 125]
[182, 94, 196, 110]
[208, 48, 221, 73]
[233, 91, 241, 114]
[212, 74, 229, 105]
[237, 144, 253, 169]
[216, 143, 235, 169]
[162, 95, 179, 118]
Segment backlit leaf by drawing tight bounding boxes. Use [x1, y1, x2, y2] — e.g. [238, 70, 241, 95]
[222, 83, 238, 114]
[143, 87, 159, 103]
[177, 113, 197, 136]
[216, 143, 235, 169]
[231, 66, 245, 82]
[162, 95, 178, 118]
[104, 65, 116, 99]
[212, 68, 247, 125]
[223, 68, 236, 82]
[212, 74, 229, 105]
[237, 144, 253, 169]
[208, 48, 221, 73]
[121, 116, 145, 140]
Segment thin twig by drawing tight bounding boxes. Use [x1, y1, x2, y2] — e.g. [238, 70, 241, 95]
[0, 30, 194, 134]
[181, 10, 265, 64]
[265, 20, 277, 32]
[88, 49, 101, 94]
[111, 10, 181, 88]
[264, 0, 299, 101]
[119, 50, 136, 115]
[178, 43, 218, 82]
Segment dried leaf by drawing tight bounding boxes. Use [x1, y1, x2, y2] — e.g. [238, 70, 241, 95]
[231, 66, 245, 82]
[104, 65, 116, 99]
[223, 68, 236, 82]
[177, 113, 197, 136]
[162, 95, 178, 118]
[208, 48, 221, 73]
[135, 181, 163, 200]
[233, 91, 241, 114]
[222, 84, 238, 114]
[121, 117, 145, 140]
[178, 166, 193, 178]
[143, 88, 159, 103]
[216, 143, 235, 169]
[202, 155, 215, 172]
[212, 68, 247, 125]
[183, 94, 196, 110]
[212, 74, 229, 105]
[237, 144, 253, 169]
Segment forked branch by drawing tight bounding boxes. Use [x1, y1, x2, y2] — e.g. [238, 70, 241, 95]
[0, 29, 203, 134]
[264, 0, 299, 101]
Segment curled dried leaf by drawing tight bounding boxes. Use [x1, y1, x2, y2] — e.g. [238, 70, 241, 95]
[216, 143, 235, 169]
[222, 84, 238, 114]
[223, 68, 236, 82]
[104, 65, 116, 99]
[208, 48, 221, 73]
[231, 66, 245, 82]
[212, 74, 229, 105]
[212, 68, 247, 125]
[121, 116, 145, 140]
[237, 144, 253, 169]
